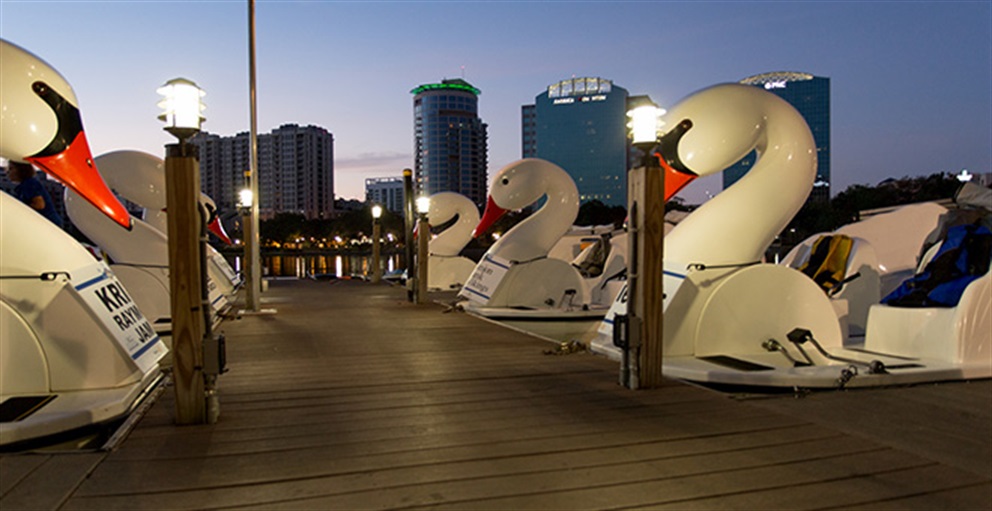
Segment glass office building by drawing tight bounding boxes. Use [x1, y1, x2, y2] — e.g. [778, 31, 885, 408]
[412, 78, 489, 207]
[723, 72, 831, 202]
[522, 77, 630, 207]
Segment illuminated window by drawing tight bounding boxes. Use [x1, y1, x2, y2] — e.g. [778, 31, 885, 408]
[586, 78, 597, 93]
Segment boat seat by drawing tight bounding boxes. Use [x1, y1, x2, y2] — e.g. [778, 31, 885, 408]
[864, 271, 991, 364]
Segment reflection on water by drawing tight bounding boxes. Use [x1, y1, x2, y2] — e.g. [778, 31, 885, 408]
[228, 253, 403, 278]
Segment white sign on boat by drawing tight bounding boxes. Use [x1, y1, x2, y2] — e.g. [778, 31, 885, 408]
[458, 254, 512, 305]
[75, 267, 167, 373]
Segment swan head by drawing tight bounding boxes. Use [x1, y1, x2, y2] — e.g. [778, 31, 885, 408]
[658, 83, 768, 198]
[428, 191, 479, 226]
[473, 158, 573, 237]
[95, 150, 167, 211]
[200, 193, 233, 245]
[0, 39, 131, 230]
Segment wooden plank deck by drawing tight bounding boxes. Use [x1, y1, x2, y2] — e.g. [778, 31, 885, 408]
[2, 279, 990, 510]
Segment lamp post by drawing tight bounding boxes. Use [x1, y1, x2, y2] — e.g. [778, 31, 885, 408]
[415, 196, 431, 304]
[371, 204, 383, 283]
[239, 186, 253, 280]
[402, 169, 415, 301]
[158, 78, 217, 423]
[621, 100, 666, 389]
[157, 78, 206, 143]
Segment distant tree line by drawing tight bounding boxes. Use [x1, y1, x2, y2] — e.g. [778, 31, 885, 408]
[246, 172, 970, 251]
[782, 172, 964, 246]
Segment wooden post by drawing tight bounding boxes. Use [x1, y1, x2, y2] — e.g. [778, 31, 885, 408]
[242, 208, 254, 287]
[403, 169, 415, 301]
[371, 221, 382, 283]
[166, 143, 207, 424]
[416, 216, 429, 303]
[627, 165, 665, 388]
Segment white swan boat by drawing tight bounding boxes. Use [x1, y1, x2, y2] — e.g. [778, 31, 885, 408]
[65, 150, 241, 337]
[458, 159, 625, 321]
[1, 39, 166, 447]
[781, 201, 949, 339]
[425, 191, 479, 291]
[593, 83, 991, 389]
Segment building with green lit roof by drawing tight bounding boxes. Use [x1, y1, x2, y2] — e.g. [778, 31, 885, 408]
[412, 78, 489, 207]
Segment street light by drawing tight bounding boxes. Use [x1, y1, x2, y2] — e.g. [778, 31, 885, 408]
[157, 77, 218, 423]
[238, 186, 253, 273]
[619, 99, 667, 390]
[157, 78, 206, 144]
[416, 196, 431, 217]
[371, 204, 383, 283]
[627, 101, 665, 168]
[415, 196, 431, 303]
[239, 188, 253, 211]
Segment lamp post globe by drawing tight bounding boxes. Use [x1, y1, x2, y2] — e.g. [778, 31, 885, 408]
[627, 102, 664, 168]
[157, 78, 206, 143]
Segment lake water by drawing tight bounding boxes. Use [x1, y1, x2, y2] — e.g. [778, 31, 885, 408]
[227, 253, 405, 279]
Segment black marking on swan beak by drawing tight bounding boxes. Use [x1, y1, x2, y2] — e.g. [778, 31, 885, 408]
[31, 81, 84, 158]
[657, 119, 695, 175]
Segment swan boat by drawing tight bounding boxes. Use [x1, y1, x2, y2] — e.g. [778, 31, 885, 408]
[89, 149, 240, 298]
[425, 191, 479, 291]
[65, 150, 240, 337]
[458, 159, 626, 321]
[592, 83, 990, 389]
[1, 39, 166, 447]
[781, 201, 949, 340]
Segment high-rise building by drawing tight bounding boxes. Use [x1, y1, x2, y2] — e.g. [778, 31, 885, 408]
[194, 123, 335, 219]
[412, 78, 489, 207]
[723, 72, 831, 202]
[522, 77, 631, 207]
[365, 176, 405, 213]
[196, 131, 250, 216]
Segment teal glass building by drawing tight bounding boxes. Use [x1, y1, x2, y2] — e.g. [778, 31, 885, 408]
[412, 79, 489, 207]
[522, 77, 630, 207]
[723, 72, 831, 202]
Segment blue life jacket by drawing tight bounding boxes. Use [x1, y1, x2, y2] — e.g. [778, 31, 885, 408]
[882, 223, 992, 307]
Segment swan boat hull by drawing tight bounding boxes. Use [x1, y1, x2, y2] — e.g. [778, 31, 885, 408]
[1, 194, 167, 447]
[0, 370, 164, 447]
[594, 263, 991, 390]
[661, 353, 991, 390]
[464, 305, 607, 320]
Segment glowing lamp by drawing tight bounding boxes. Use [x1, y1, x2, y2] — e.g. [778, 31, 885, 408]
[416, 196, 431, 216]
[627, 103, 665, 145]
[371, 204, 383, 220]
[157, 78, 206, 141]
[239, 188, 253, 209]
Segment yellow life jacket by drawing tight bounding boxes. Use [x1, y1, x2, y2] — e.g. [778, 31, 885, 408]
[798, 234, 854, 294]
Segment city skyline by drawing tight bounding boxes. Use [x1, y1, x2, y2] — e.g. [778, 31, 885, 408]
[1, 1, 988, 207]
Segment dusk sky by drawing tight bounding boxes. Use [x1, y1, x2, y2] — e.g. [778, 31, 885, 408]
[2, 1, 989, 205]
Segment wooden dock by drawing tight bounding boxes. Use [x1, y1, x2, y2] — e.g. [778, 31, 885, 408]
[2, 279, 990, 510]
